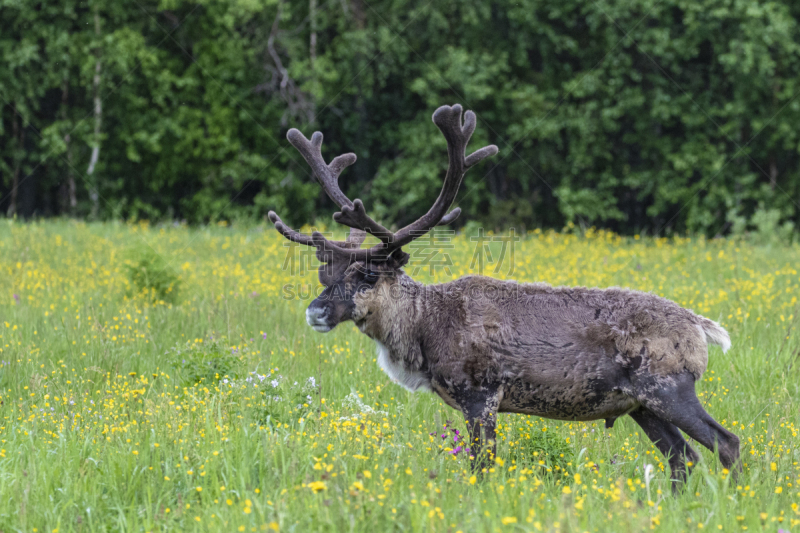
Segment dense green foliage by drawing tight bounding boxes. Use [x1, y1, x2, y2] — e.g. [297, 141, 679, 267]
[2, 0, 800, 236]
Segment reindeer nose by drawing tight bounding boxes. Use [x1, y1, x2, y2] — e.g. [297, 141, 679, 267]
[306, 305, 332, 332]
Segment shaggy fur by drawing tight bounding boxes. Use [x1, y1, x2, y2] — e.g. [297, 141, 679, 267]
[304, 264, 740, 488]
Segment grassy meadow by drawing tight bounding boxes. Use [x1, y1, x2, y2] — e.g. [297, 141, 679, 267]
[0, 219, 799, 532]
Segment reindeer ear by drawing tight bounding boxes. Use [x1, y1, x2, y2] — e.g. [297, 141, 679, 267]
[387, 249, 410, 269]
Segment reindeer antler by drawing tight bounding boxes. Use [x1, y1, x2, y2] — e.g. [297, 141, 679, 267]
[269, 129, 366, 251]
[382, 104, 498, 254]
[268, 104, 498, 275]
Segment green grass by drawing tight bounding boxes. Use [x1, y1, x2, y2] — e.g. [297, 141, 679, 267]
[0, 219, 798, 532]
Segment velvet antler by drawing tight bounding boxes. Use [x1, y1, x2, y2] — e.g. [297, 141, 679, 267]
[268, 104, 498, 279]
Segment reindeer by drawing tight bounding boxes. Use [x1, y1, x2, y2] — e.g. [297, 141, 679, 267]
[269, 105, 739, 487]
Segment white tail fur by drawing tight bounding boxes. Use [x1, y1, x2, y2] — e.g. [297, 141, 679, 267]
[700, 320, 731, 353]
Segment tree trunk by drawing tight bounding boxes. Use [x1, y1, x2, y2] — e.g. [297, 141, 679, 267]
[87, 5, 102, 219]
[351, 0, 365, 29]
[6, 105, 23, 218]
[309, 0, 317, 123]
[769, 155, 777, 191]
[61, 72, 77, 214]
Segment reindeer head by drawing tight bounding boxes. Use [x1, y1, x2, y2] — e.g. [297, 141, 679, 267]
[270, 104, 497, 333]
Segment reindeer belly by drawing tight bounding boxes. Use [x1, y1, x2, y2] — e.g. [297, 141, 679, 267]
[499, 377, 639, 421]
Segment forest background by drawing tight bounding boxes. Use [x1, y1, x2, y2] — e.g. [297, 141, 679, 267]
[2, 0, 800, 238]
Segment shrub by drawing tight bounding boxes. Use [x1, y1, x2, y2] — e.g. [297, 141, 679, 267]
[507, 424, 576, 475]
[125, 249, 181, 304]
[728, 203, 796, 245]
[170, 337, 242, 387]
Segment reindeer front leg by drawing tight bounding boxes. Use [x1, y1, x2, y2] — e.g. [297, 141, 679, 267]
[462, 388, 502, 473]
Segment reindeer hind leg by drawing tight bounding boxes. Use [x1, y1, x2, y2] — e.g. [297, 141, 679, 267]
[629, 407, 700, 490]
[634, 371, 740, 472]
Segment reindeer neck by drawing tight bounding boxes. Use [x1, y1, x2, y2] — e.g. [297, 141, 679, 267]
[367, 273, 436, 392]
[365, 273, 421, 347]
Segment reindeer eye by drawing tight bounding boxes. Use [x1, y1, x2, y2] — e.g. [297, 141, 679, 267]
[364, 270, 379, 283]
